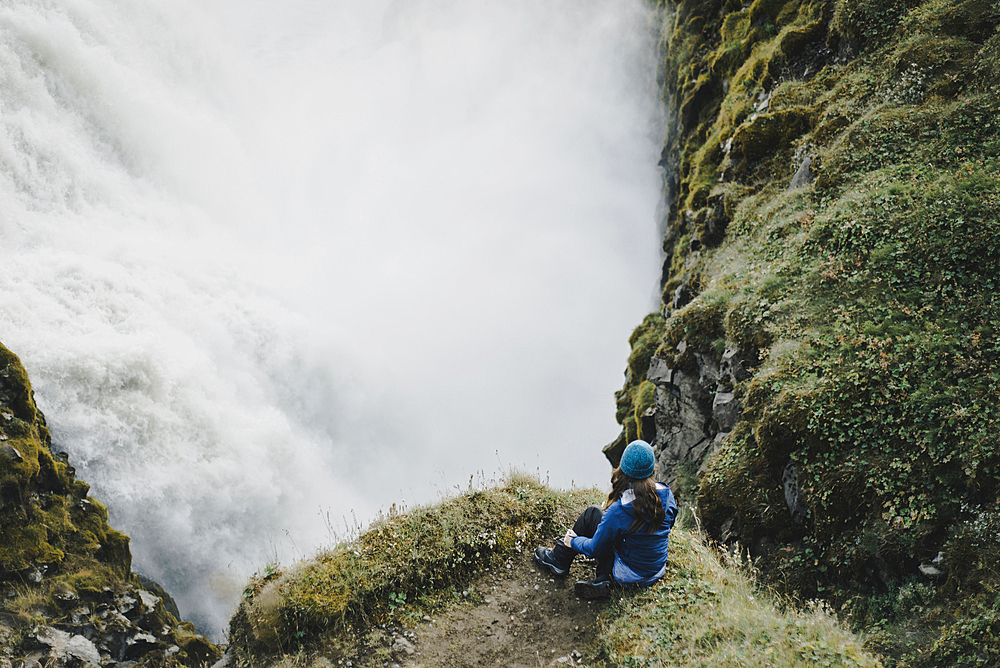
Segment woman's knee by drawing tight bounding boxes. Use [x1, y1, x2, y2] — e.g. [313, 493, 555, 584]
[573, 505, 603, 536]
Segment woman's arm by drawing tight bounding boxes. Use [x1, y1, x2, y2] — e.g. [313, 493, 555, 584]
[570, 504, 626, 558]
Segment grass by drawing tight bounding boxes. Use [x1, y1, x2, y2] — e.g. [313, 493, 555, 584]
[227, 473, 602, 663]
[593, 520, 883, 667]
[228, 477, 881, 668]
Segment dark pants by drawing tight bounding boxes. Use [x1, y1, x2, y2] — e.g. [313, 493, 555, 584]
[551, 505, 613, 582]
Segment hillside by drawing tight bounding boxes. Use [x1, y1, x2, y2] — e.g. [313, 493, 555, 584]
[222, 476, 880, 667]
[607, 0, 1000, 664]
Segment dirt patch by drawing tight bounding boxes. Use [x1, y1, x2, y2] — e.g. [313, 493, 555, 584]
[397, 548, 610, 668]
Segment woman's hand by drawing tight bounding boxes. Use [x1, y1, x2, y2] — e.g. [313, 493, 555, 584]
[562, 529, 577, 548]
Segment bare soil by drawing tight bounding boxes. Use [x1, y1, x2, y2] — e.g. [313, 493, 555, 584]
[397, 549, 609, 668]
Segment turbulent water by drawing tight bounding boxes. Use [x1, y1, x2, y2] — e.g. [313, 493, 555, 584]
[0, 0, 663, 635]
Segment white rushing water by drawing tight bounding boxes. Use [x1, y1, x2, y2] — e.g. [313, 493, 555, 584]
[0, 0, 663, 635]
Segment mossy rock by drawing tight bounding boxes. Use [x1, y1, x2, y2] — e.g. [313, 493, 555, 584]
[905, 0, 1000, 43]
[698, 424, 794, 543]
[0, 342, 131, 576]
[726, 107, 813, 180]
[829, 0, 921, 53]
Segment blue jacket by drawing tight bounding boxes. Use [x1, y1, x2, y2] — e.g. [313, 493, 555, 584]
[570, 483, 678, 587]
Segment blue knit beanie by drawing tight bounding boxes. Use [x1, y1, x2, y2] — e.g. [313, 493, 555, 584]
[620, 440, 655, 479]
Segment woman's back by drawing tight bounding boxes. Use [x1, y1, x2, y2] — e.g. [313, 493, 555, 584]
[611, 483, 677, 584]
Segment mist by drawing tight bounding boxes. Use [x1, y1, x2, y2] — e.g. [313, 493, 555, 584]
[0, 0, 663, 635]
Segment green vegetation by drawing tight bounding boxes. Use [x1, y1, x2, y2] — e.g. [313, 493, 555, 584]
[615, 313, 668, 444]
[229, 478, 880, 668]
[0, 342, 131, 577]
[609, 0, 1000, 663]
[227, 474, 601, 663]
[594, 525, 882, 667]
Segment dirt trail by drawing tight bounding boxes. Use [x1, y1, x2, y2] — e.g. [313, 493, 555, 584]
[398, 549, 608, 668]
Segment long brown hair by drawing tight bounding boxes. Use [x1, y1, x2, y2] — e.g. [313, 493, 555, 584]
[605, 467, 665, 533]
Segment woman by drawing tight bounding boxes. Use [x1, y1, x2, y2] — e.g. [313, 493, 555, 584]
[534, 440, 678, 598]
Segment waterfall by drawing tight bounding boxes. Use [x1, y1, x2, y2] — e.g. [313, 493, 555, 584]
[0, 0, 663, 635]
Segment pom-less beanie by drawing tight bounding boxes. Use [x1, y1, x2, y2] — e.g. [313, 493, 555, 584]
[620, 440, 655, 479]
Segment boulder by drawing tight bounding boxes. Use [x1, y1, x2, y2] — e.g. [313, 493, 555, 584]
[30, 627, 102, 668]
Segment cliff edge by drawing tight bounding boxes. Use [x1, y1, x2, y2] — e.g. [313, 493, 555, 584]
[0, 342, 219, 667]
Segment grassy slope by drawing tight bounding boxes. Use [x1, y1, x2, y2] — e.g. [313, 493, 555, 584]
[227, 476, 879, 668]
[595, 526, 880, 667]
[611, 0, 1000, 664]
[226, 474, 597, 664]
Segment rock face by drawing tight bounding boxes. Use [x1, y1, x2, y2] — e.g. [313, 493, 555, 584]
[606, 345, 755, 496]
[645, 353, 719, 488]
[0, 342, 219, 666]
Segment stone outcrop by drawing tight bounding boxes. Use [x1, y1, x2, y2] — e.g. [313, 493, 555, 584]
[6, 583, 218, 667]
[0, 342, 219, 666]
[605, 344, 756, 495]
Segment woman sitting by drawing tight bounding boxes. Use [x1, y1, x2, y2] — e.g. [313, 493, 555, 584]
[534, 440, 678, 598]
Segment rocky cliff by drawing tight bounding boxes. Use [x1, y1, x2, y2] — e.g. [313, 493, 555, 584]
[609, 0, 1000, 662]
[0, 343, 219, 667]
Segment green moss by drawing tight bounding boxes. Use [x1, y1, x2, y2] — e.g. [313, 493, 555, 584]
[625, 0, 1000, 662]
[830, 0, 920, 52]
[0, 346, 39, 423]
[230, 475, 602, 659]
[0, 525, 65, 569]
[0, 341, 132, 576]
[613, 313, 668, 443]
[664, 291, 729, 354]
[727, 107, 813, 180]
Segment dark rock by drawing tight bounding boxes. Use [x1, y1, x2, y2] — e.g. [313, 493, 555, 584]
[673, 283, 695, 310]
[644, 354, 720, 487]
[0, 443, 22, 462]
[719, 517, 736, 543]
[646, 356, 673, 385]
[135, 574, 181, 621]
[601, 432, 627, 469]
[68, 606, 91, 626]
[115, 593, 138, 619]
[751, 536, 778, 560]
[782, 463, 809, 525]
[788, 155, 814, 190]
[123, 633, 160, 661]
[712, 392, 742, 432]
[52, 586, 79, 607]
[720, 346, 758, 383]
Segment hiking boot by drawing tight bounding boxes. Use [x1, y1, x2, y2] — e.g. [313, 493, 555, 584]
[574, 579, 611, 599]
[534, 546, 570, 576]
